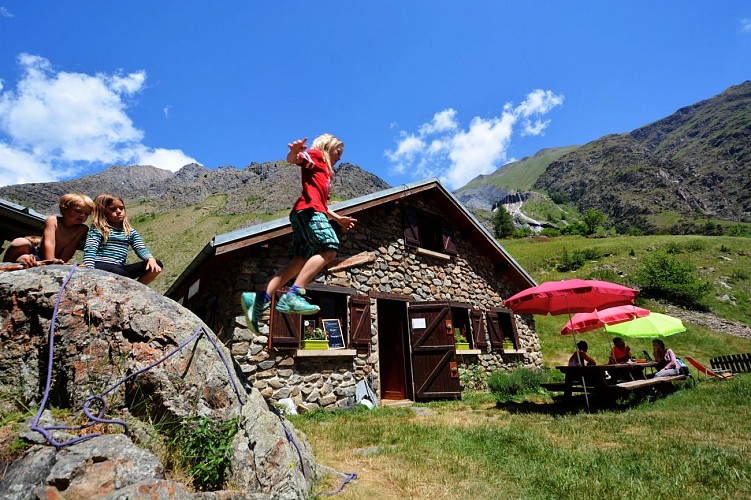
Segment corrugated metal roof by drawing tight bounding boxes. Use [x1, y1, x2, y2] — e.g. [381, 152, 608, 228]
[0, 197, 46, 243]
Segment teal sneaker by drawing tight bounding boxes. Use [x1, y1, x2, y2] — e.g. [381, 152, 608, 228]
[241, 292, 268, 334]
[276, 291, 320, 315]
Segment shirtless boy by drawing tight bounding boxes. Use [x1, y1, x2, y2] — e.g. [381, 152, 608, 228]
[41, 193, 94, 263]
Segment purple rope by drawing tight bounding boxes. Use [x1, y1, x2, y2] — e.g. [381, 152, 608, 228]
[31, 265, 245, 448]
[315, 472, 358, 496]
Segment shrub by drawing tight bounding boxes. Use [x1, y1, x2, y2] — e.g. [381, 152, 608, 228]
[728, 224, 751, 237]
[172, 417, 239, 491]
[487, 367, 555, 402]
[633, 251, 712, 309]
[683, 239, 707, 252]
[586, 268, 622, 284]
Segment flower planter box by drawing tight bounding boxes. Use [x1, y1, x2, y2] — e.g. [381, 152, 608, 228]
[455, 342, 470, 351]
[302, 339, 329, 350]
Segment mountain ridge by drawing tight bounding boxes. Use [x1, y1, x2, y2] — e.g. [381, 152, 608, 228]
[0, 161, 390, 217]
[534, 81, 751, 231]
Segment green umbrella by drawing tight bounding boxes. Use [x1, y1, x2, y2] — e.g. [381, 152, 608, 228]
[604, 312, 686, 338]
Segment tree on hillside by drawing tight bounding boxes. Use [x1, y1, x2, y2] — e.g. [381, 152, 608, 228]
[634, 251, 712, 309]
[493, 206, 515, 238]
[582, 208, 606, 235]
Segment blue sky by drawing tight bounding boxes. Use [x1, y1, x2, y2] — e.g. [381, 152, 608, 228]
[1, 2, 749, 191]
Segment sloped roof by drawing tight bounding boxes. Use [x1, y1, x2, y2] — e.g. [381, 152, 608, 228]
[0, 197, 46, 245]
[166, 178, 536, 297]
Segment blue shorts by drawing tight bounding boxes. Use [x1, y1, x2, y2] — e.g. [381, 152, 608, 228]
[289, 209, 339, 260]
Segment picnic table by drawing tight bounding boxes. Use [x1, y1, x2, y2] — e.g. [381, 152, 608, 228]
[553, 362, 662, 398]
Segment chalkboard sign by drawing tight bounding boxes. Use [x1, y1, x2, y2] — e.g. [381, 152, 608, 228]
[322, 319, 345, 349]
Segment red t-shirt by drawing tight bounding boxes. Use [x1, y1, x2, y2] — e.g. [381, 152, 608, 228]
[291, 149, 332, 214]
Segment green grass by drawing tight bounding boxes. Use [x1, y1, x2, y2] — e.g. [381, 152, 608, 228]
[500, 235, 751, 326]
[288, 233, 751, 497]
[461, 146, 581, 192]
[292, 376, 751, 499]
[125, 195, 289, 292]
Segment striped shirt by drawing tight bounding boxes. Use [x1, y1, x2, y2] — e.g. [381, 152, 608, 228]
[83, 226, 153, 269]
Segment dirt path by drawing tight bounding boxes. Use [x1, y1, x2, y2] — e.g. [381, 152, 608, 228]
[662, 304, 751, 340]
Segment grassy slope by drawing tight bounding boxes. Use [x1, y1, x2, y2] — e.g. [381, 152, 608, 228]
[462, 146, 581, 192]
[124, 195, 289, 292]
[500, 234, 751, 366]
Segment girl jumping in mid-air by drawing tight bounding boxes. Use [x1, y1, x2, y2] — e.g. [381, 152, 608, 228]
[83, 194, 163, 285]
[241, 134, 357, 333]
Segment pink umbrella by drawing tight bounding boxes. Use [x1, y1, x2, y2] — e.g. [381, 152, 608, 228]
[504, 279, 639, 411]
[503, 279, 639, 316]
[560, 305, 652, 335]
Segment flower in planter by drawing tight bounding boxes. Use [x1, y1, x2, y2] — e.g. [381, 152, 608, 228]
[454, 331, 468, 344]
[304, 325, 326, 340]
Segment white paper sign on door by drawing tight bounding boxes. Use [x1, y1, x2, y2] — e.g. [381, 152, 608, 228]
[411, 318, 426, 329]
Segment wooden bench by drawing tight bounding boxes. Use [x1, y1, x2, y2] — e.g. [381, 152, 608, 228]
[541, 382, 591, 393]
[615, 374, 687, 391]
[710, 353, 751, 374]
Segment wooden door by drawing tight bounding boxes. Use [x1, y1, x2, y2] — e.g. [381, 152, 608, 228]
[377, 299, 410, 401]
[408, 302, 461, 401]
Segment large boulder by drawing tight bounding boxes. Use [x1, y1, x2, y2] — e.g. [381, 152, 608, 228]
[0, 265, 315, 498]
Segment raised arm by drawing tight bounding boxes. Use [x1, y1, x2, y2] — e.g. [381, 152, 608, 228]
[286, 137, 308, 164]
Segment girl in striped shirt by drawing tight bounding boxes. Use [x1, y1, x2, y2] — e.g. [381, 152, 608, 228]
[83, 194, 163, 284]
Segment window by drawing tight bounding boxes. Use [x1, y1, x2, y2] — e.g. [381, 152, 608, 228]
[403, 207, 457, 256]
[486, 308, 518, 352]
[269, 285, 361, 349]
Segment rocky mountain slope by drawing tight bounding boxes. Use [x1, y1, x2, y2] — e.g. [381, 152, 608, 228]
[534, 81, 751, 230]
[0, 161, 390, 216]
[455, 146, 581, 210]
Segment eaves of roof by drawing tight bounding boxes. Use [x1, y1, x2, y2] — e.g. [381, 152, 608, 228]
[0, 197, 46, 241]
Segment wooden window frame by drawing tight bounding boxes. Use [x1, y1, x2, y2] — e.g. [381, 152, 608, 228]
[402, 207, 457, 256]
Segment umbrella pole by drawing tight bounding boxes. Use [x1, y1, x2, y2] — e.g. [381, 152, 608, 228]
[571, 330, 591, 411]
[563, 298, 590, 412]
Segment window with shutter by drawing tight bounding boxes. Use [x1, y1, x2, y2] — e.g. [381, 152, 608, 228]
[270, 291, 301, 348]
[471, 310, 488, 348]
[402, 207, 457, 256]
[350, 295, 372, 347]
[486, 308, 519, 352]
[403, 208, 421, 247]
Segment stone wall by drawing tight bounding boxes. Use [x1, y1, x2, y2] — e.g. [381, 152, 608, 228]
[216, 200, 542, 412]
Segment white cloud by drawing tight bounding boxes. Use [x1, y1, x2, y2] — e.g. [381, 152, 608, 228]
[0, 6, 12, 18]
[384, 133, 425, 173]
[132, 146, 197, 170]
[419, 108, 458, 135]
[0, 54, 198, 187]
[742, 18, 751, 32]
[385, 89, 564, 189]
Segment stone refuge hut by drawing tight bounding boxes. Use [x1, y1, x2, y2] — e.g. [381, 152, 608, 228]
[167, 178, 542, 411]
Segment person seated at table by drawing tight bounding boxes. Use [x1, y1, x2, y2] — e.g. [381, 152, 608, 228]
[652, 339, 680, 377]
[568, 340, 597, 366]
[608, 337, 632, 364]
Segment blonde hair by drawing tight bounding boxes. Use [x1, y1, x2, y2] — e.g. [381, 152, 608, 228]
[92, 194, 132, 242]
[59, 193, 94, 214]
[311, 133, 343, 174]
